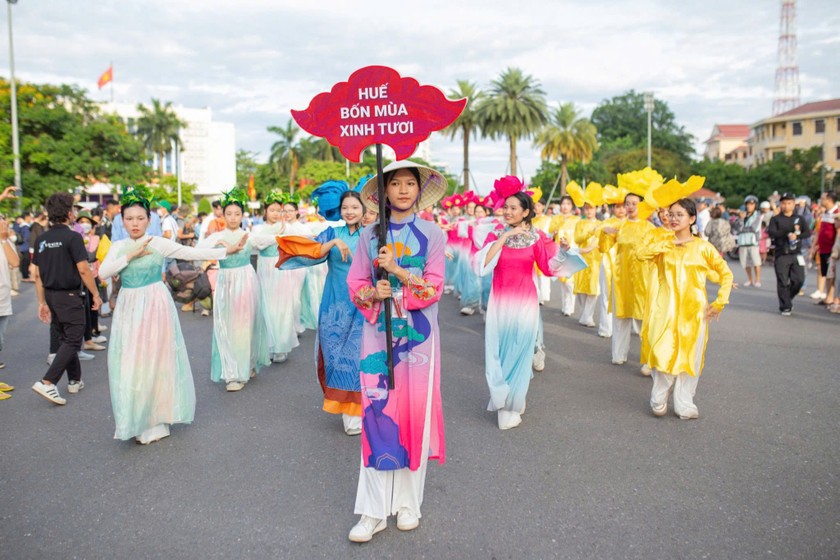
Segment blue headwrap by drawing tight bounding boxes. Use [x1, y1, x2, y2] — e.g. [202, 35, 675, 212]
[310, 180, 349, 221]
[354, 174, 374, 193]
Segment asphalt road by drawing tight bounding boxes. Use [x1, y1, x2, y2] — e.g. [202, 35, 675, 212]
[1, 262, 838, 560]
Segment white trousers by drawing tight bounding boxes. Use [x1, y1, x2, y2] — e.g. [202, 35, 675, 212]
[342, 414, 362, 432]
[538, 275, 551, 303]
[354, 345, 435, 520]
[597, 261, 612, 337]
[611, 316, 640, 362]
[558, 279, 575, 315]
[650, 370, 700, 418]
[577, 294, 597, 326]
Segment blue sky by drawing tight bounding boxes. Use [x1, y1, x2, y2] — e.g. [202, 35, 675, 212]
[2, 0, 838, 191]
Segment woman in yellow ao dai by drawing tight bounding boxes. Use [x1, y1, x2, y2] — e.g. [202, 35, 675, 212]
[572, 203, 601, 327]
[599, 193, 654, 364]
[549, 196, 580, 316]
[636, 199, 733, 420]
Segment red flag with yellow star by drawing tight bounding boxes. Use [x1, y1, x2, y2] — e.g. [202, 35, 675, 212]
[97, 66, 113, 90]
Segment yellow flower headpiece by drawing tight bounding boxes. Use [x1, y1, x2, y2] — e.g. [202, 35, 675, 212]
[616, 167, 664, 198]
[602, 184, 627, 205]
[583, 182, 604, 207]
[529, 186, 543, 204]
[566, 181, 585, 208]
[646, 176, 706, 210]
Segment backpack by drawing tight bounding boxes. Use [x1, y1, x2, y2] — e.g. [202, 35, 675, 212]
[192, 271, 212, 300]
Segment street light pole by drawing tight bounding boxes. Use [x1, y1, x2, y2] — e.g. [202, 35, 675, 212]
[6, 0, 21, 207]
[644, 92, 654, 168]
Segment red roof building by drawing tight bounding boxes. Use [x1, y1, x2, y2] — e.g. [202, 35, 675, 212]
[748, 98, 840, 173]
[704, 124, 750, 161]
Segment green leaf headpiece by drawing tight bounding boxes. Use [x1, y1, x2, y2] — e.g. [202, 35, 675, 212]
[221, 187, 249, 209]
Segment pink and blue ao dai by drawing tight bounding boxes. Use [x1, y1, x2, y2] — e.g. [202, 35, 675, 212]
[477, 228, 572, 416]
[347, 216, 446, 520]
[98, 236, 227, 441]
[200, 230, 270, 384]
[251, 222, 307, 359]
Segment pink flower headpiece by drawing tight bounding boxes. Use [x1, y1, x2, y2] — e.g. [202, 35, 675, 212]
[489, 175, 533, 210]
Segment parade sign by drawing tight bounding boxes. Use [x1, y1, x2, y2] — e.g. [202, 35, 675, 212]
[291, 65, 466, 162]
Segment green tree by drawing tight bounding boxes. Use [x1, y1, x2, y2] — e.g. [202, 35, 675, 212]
[268, 120, 302, 193]
[477, 67, 548, 176]
[590, 90, 695, 163]
[197, 197, 212, 214]
[0, 78, 148, 209]
[236, 149, 259, 191]
[533, 102, 599, 195]
[135, 99, 186, 177]
[602, 147, 692, 183]
[441, 80, 485, 192]
[151, 175, 198, 207]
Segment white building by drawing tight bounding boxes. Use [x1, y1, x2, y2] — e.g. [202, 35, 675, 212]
[100, 102, 236, 198]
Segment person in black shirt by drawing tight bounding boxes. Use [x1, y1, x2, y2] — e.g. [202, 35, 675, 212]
[31, 193, 102, 405]
[767, 192, 811, 316]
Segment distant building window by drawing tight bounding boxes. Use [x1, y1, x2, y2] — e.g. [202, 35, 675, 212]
[837, 117, 840, 132]
[836, 146, 840, 161]
[792, 122, 802, 135]
[815, 119, 825, 134]
[772, 151, 785, 161]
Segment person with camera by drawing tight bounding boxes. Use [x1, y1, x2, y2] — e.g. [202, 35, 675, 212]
[31, 193, 102, 405]
[767, 193, 811, 316]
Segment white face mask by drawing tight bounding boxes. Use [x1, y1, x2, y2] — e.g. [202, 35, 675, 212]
[80, 223, 92, 234]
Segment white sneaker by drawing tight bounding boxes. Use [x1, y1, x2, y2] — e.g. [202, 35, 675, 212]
[272, 353, 288, 363]
[652, 402, 668, 417]
[78, 351, 95, 361]
[459, 306, 475, 316]
[32, 381, 66, 405]
[67, 380, 85, 394]
[744, 281, 752, 287]
[532, 348, 545, 372]
[810, 290, 825, 300]
[47, 353, 55, 365]
[348, 515, 386, 543]
[612, 359, 626, 365]
[678, 409, 700, 420]
[97, 324, 108, 332]
[226, 381, 245, 392]
[640, 364, 652, 376]
[396, 508, 419, 531]
[91, 335, 107, 344]
[754, 282, 761, 288]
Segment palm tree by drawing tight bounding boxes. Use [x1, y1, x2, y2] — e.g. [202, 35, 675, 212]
[441, 80, 484, 192]
[268, 120, 302, 192]
[477, 68, 548, 176]
[534, 102, 599, 195]
[135, 99, 186, 177]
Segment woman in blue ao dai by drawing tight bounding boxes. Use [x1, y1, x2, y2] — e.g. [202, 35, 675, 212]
[99, 200, 247, 444]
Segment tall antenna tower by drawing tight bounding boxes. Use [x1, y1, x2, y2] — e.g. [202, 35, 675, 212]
[773, 0, 800, 115]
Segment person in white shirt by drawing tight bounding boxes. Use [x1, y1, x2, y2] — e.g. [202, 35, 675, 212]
[695, 200, 711, 240]
[157, 201, 180, 241]
[0, 196, 21, 388]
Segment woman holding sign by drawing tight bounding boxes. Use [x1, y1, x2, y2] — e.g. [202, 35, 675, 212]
[346, 161, 447, 542]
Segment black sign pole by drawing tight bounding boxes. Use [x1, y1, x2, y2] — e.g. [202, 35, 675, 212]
[375, 143, 396, 390]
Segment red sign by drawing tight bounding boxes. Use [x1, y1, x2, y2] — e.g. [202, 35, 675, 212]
[291, 65, 466, 163]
